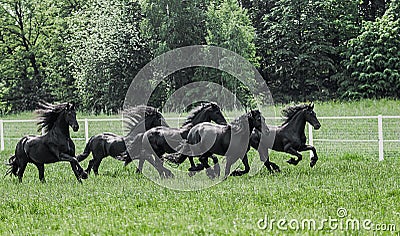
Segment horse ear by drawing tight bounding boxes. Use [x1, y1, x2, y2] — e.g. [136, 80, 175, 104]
[68, 102, 75, 110]
[309, 102, 314, 109]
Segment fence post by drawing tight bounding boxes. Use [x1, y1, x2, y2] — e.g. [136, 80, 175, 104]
[85, 118, 89, 143]
[308, 123, 313, 159]
[378, 115, 384, 161]
[0, 120, 4, 151]
[121, 113, 124, 134]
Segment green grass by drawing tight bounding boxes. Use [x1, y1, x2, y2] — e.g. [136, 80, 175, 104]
[0, 99, 399, 235]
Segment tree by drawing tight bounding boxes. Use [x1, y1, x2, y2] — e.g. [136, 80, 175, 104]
[340, 0, 400, 99]
[68, 0, 149, 113]
[359, 0, 388, 22]
[197, 0, 258, 108]
[259, 0, 361, 102]
[0, 0, 61, 112]
[140, 0, 209, 108]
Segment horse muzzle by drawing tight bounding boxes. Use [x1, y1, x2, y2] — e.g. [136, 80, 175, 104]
[72, 124, 79, 132]
[314, 124, 321, 130]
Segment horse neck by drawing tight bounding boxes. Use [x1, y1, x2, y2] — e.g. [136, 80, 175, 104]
[124, 118, 154, 138]
[231, 116, 252, 136]
[282, 111, 306, 135]
[50, 115, 70, 137]
[181, 109, 210, 130]
[186, 110, 209, 127]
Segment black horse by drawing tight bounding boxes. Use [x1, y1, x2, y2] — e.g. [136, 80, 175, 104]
[77, 105, 166, 175]
[5, 102, 88, 183]
[168, 110, 269, 179]
[250, 103, 321, 173]
[125, 102, 227, 174]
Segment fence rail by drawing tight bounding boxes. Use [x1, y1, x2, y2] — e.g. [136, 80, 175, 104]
[1, 116, 399, 161]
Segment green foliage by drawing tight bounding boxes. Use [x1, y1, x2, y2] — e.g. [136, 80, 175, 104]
[68, 0, 149, 113]
[0, 0, 68, 112]
[260, 0, 361, 103]
[0, 0, 398, 113]
[193, 0, 258, 109]
[340, 0, 400, 99]
[139, 0, 209, 108]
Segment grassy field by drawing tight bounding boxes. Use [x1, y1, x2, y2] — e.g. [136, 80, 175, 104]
[0, 100, 399, 235]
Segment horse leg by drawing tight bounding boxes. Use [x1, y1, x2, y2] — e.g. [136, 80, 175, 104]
[284, 145, 302, 165]
[92, 157, 103, 175]
[224, 156, 239, 180]
[140, 152, 173, 179]
[270, 162, 281, 172]
[17, 161, 28, 183]
[90, 150, 104, 175]
[211, 155, 220, 178]
[231, 154, 250, 176]
[136, 159, 144, 174]
[35, 163, 45, 183]
[59, 153, 88, 182]
[86, 159, 94, 175]
[299, 145, 319, 167]
[70, 162, 83, 183]
[263, 160, 273, 172]
[198, 155, 218, 179]
[188, 157, 202, 171]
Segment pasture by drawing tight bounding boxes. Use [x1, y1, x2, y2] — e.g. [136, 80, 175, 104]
[0, 100, 399, 235]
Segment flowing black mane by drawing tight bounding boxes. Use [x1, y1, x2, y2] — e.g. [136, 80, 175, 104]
[36, 102, 73, 133]
[182, 102, 220, 127]
[124, 105, 165, 133]
[282, 104, 310, 124]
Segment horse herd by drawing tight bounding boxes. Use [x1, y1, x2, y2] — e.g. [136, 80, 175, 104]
[5, 102, 321, 183]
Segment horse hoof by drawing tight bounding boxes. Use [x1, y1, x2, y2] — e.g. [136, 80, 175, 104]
[310, 161, 317, 168]
[206, 168, 217, 179]
[164, 170, 174, 179]
[82, 171, 88, 179]
[188, 165, 203, 172]
[287, 158, 297, 165]
[214, 166, 221, 178]
[230, 170, 243, 176]
[188, 171, 197, 177]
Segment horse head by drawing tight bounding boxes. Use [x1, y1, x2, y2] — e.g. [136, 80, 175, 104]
[305, 102, 321, 130]
[207, 103, 227, 125]
[65, 103, 79, 132]
[250, 110, 269, 134]
[184, 102, 227, 127]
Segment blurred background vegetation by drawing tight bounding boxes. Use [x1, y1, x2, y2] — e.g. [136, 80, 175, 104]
[0, 0, 399, 114]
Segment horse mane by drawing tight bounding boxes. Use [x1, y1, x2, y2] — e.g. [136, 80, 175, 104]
[281, 104, 310, 124]
[36, 102, 72, 133]
[182, 102, 220, 127]
[230, 111, 252, 133]
[123, 105, 166, 134]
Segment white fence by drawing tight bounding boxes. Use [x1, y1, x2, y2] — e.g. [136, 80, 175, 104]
[1, 116, 400, 160]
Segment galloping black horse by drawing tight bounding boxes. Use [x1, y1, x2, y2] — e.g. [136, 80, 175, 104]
[168, 110, 269, 178]
[6, 102, 88, 183]
[250, 103, 321, 173]
[77, 105, 166, 175]
[125, 102, 227, 174]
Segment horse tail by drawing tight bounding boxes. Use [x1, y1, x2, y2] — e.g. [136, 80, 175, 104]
[5, 155, 18, 177]
[77, 136, 95, 162]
